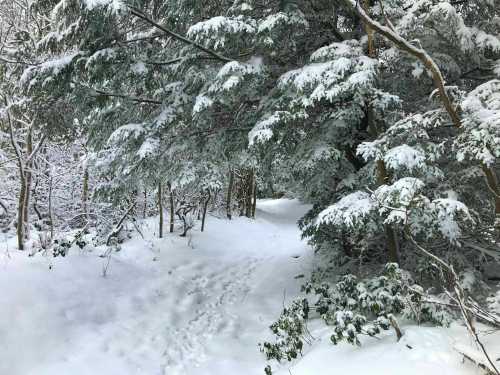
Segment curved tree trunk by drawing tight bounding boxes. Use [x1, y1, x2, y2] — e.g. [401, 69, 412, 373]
[349, 0, 500, 238]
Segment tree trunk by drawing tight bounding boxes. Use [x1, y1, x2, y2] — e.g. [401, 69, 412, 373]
[158, 183, 163, 238]
[5, 98, 25, 250]
[82, 166, 89, 222]
[363, 0, 376, 58]
[33, 201, 42, 221]
[245, 169, 253, 218]
[351, 1, 500, 239]
[238, 173, 245, 216]
[377, 155, 400, 263]
[48, 175, 54, 239]
[23, 128, 33, 239]
[227, 169, 234, 220]
[168, 183, 175, 233]
[201, 191, 210, 232]
[359, 1, 400, 263]
[482, 164, 500, 229]
[17, 175, 26, 250]
[251, 172, 257, 218]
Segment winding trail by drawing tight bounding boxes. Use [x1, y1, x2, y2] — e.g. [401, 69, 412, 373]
[0, 199, 312, 375]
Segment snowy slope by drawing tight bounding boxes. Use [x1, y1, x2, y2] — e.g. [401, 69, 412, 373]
[0, 199, 498, 375]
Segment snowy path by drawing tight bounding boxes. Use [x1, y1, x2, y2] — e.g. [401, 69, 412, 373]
[1, 198, 498, 375]
[0, 199, 313, 375]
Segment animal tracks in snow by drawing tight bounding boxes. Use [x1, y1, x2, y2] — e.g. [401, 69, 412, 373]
[162, 257, 263, 374]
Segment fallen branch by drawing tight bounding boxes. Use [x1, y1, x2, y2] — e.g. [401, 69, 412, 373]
[455, 343, 498, 375]
[106, 202, 136, 246]
[406, 232, 500, 374]
[0, 199, 7, 215]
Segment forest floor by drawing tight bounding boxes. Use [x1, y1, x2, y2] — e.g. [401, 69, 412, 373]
[0, 199, 499, 375]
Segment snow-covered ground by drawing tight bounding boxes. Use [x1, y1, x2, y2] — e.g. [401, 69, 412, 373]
[0, 199, 498, 375]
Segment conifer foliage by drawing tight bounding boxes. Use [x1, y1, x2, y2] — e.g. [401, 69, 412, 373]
[0, 0, 499, 372]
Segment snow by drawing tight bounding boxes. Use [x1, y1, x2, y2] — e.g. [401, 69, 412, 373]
[384, 144, 427, 172]
[83, 0, 125, 11]
[188, 16, 256, 37]
[282, 323, 492, 375]
[0, 199, 497, 375]
[278, 44, 378, 106]
[20, 52, 80, 88]
[217, 60, 263, 78]
[0, 199, 313, 375]
[257, 11, 309, 34]
[187, 16, 256, 49]
[248, 112, 289, 146]
[430, 198, 472, 241]
[136, 138, 159, 159]
[107, 123, 145, 144]
[130, 61, 148, 75]
[193, 95, 213, 114]
[495, 60, 500, 77]
[85, 48, 116, 70]
[458, 80, 500, 166]
[280, 59, 353, 91]
[310, 40, 361, 62]
[374, 177, 425, 209]
[316, 191, 375, 228]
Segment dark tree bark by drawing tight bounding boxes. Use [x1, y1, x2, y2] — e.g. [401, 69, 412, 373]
[82, 166, 89, 222]
[158, 183, 163, 238]
[17, 177, 26, 250]
[168, 182, 175, 233]
[23, 128, 33, 239]
[245, 170, 253, 218]
[6, 102, 25, 250]
[358, 0, 400, 263]
[226, 169, 234, 220]
[349, 0, 500, 239]
[251, 172, 257, 218]
[201, 191, 211, 232]
[48, 175, 54, 239]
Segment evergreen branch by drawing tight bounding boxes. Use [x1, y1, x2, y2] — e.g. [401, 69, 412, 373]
[145, 54, 222, 66]
[0, 56, 39, 66]
[127, 6, 234, 63]
[75, 80, 163, 105]
[93, 88, 162, 105]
